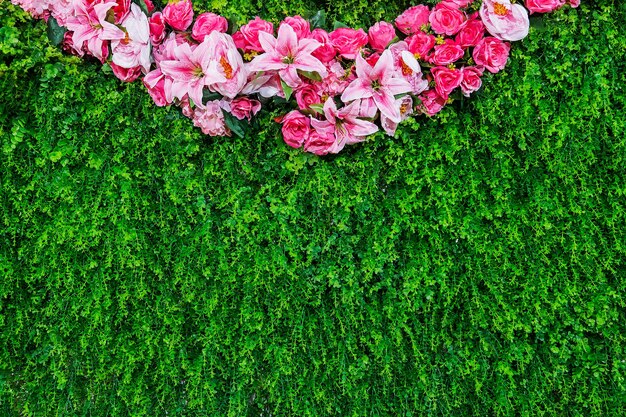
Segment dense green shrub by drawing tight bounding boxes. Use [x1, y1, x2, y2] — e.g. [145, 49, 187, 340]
[1, 1, 626, 415]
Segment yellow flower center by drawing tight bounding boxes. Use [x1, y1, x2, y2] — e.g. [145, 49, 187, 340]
[401, 59, 413, 76]
[243, 51, 259, 61]
[494, 3, 509, 16]
[220, 56, 234, 79]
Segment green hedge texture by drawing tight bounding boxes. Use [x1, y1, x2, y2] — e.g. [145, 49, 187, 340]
[2, 1, 626, 415]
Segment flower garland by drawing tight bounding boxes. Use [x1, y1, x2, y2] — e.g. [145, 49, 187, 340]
[13, 0, 579, 155]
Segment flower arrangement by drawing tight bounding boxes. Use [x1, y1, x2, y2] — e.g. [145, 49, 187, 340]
[13, 0, 579, 155]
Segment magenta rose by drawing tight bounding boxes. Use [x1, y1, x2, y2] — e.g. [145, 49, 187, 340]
[395, 5, 430, 35]
[282, 15, 311, 39]
[406, 31, 436, 60]
[473, 36, 510, 73]
[569, 0, 580, 7]
[329, 28, 368, 60]
[480, 0, 529, 41]
[192, 13, 228, 42]
[162, 0, 194, 31]
[432, 40, 464, 65]
[149, 12, 166, 45]
[143, 71, 170, 107]
[309, 29, 336, 63]
[455, 17, 485, 47]
[143, 0, 155, 13]
[233, 17, 274, 53]
[281, 111, 310, 149]
[431, 66, 463, 99]
[418, 89, 447, 116]
[295, 85, 322, 110]
[429, 3, 466, 36]
[368, 21, 396, 52]
[442, 0, 473, 7]
[526, 0, 565, 13]
[110, 62, 142, 83]
[460, 66, 483, 96]
[112, 0, 131, 24]
[304, 123, 336, 156]
[228, 97, 261, 121]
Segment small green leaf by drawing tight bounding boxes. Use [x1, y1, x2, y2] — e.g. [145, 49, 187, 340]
[310, 10, 326, 30]
[308, 103, 324, 114]
[224, 112, 246, 139]
[333, 21, 349, 30]
[298, 70, 323, 82]
[281, 80, 293, 101]
[131, 0, 149, 15]
[202, 89, 222, 105]
[46, 17, 67, 46]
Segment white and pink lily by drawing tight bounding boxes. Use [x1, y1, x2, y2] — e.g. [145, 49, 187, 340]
[341, 50, 412, 123]
[111, 4, 151, 73]
[248, 23, 327, 89]
[310, 98, 379, 154]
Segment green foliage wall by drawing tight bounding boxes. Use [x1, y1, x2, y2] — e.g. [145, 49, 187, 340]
[1, 1, 626, 415]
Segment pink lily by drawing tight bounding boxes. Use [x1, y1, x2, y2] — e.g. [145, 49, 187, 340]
[111, 4, 151, 73]
[159, 41, 225, 108]
[248, 23, 327, 89]
[341, 50, 412, 123]
[66, 1, 126, 63]
[310, 98, 379, 154]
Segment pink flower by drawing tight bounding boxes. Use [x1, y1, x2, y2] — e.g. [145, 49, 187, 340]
[480, 0, 529, 41]
[232, 17, 274, 53]
[204, 31, 248, 99]
[431, 66, 463, 99]
[380, 95, 413, 136]
[282, 15, 311, 40]
[192, 13, 228, 42]
[406, 31, 436, 60]
[309, 29, 336, 63]
[160, 40, 224, 107]
[329, 28, 368, 60]
[224, 97, 261, 120]
[431, 39, 464, 65]
[341, 50, 412, 123]
[460, 66, 483, 96]
[143, 69, 173, 106]
[569, 0, 580, 7]
[281, 110, 310, 149]
[193, 100, 229, 136]
[110, 62, 142, 82]
[149, 12, 166, 45]
[368, 21, 396, 52]
[248, 23, 326, 89]
[389, 43, 429, 95]
[111, 0, 131, 24]
[473, 36, 510, 73]
[111, 4, 151, 73]
[66, 1, 126, 63]
[443, 0, 473, 7]
[395, 5, 430, 35]
[295, 85, 321, 110]
[162, 0, 194, 31]
[304, 123, 336, 155]
[310, 98, 379, 154]
[418, 89, 447, 116]
[429, 3, 466, 36]
[455, 17, 485, 47]
[525, 0, 565, 13]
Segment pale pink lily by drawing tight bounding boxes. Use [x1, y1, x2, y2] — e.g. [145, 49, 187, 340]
[341, 50, 412, 123]
[159, 41, 225, 108]
[66, 1, 126, 63]
[389, 42, 429, 95]
[310, 98, 379, 154]
[380, 95, 414, 136]
[111, 4, 151, 73]
[248, 23, 327, 89]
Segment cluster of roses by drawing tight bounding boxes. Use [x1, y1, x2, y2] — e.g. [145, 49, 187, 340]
[13, 0, 579, 155]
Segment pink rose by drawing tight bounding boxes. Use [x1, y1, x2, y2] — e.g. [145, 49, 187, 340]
[525, 0, 565, 13]
[455, 17, 485, 47]
[431, 66, 463, 99]
[368, 21, 396, 52]
[304, 122, 336, 155]
[395, 5, 430, 35]
[480, 0, 529, 41]
[431, 40, 464, 65]
[61, 31, 84, 57]
[193, 101, 229, 136]
[295, 85, 321, 110]
[233, 17, 274, 53]
[143, 69, 171, 107]
[192, 13, 228, 42]
[281, 111, 310, 149]
[112, 0, 131, 24]
[569, 0, 580, 7]
[282, 15, 311, 39]
[149, 12, 166, 45]
[110, 62, 142, 82]
[144, 0, 155, 13]
[406, 31, 436, 60]
[473, 36, 510, 73]
[418, 89, 447, 116]
[308, 29, 336, 63]
[442, 0, 473, 7]
[162, 0, 194, 31]
[460, 66, 483, 96]
[228, 97, 261, 120]
[329, 28, 368, 60]
[429, 3, 466, 36]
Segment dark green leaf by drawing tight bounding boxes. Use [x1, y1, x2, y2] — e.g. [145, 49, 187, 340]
[310, 10, 326, 30]
[46, 16, 66, 46]
[223, 111, 246, 138]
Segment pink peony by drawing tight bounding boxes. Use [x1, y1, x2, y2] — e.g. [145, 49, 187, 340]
[460, 66, 483, 97]
[480, 0, 529, 41]
[162, 0, 194, 31]
[281, 110, 310, 149]
[226, 97, 261, 120]
[473, 36, 510, 73]
[204, 31, 248, 99]
[192, 13, 228, 42]
[282, 15, 311, 40]
[232, 17, 274, 53]
[149, 12, 166, 45]
[329, 28, 368, 60]
[368, 21, 396, 52]
[429, 3, 466, 36]
[193, 100, 229, 136]
[111, 4, 151, 73]
[309, 29, 336, 63]
[431, 66, 463, 99]
[525, 0, 565, 14]
[395, 5, 430, 35]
